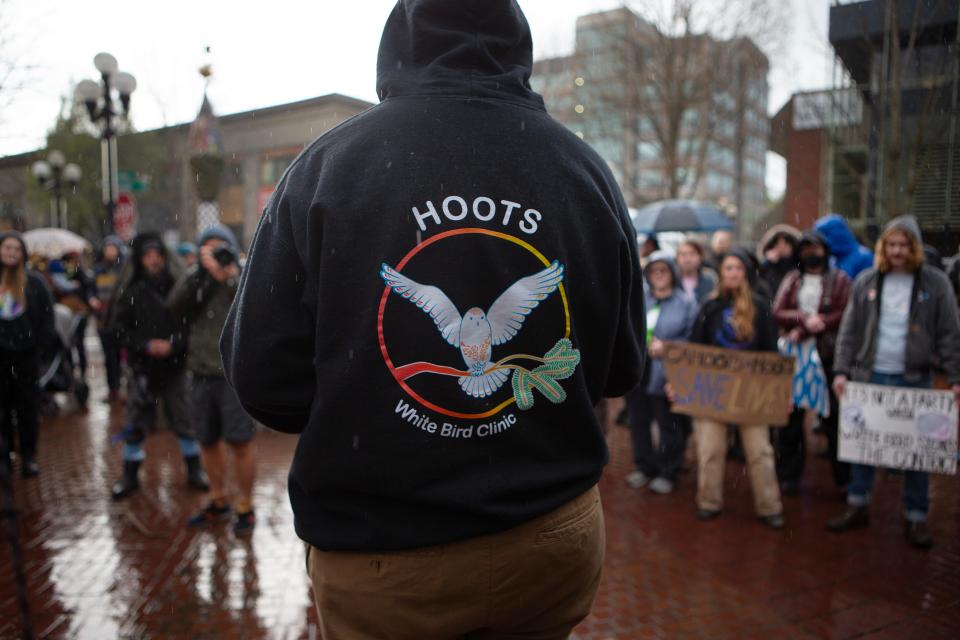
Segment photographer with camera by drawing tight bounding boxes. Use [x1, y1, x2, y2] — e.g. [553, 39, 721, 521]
[168, 225, 257, 536]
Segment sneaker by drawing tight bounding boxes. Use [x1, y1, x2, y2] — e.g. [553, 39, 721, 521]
[625, 471, 650, 488]
[187, 501, 232, 527]
[233, 510, 256, 537]
[904, 521, 933, 550]
[648, 477, 675, 494]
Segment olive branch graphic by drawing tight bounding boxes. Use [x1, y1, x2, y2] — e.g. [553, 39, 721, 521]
[490, 339, 581, 410]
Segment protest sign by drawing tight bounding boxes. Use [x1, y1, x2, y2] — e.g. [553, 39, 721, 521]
[662, 342, 793, 426]
[838, 382, 957, 475]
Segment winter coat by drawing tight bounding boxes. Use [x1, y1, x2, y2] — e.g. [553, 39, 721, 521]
[0, 232, 56, 354]
[814, 214, 874, 279]
[167, 225, 240, 377]
[772, 268, 852, 367]
[690, 293, 779, 353]
[112, 233, 187, 382]
[834, 216, 960, 385]
[642, 253, 698, 395]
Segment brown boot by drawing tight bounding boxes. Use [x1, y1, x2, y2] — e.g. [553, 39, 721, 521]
[826, 505, 869, 532]
[904, 521, 933, 549]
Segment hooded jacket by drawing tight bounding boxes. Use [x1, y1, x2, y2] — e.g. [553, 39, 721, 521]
[756, 224, 800, 299]
[642, 252, 697, 395]
[112, 232, 187, 381]
[221, 0, 645, 552]
[772, 231, 852, 366]
[167, 225, 240, 377]
[814, 214, 874, 279]
[835, 215, 960, 384]
[0, 231, 55, 353]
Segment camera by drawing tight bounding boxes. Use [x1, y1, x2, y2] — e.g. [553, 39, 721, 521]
[212, 245, 238, 267]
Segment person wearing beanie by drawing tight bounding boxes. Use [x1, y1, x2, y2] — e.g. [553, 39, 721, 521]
[772, 231, 852, 494]
[109, 232, 209, 499]
[0, 232, 55, 477]
[829, 215, 960, 549]
[176, 242, 197, 268]
[680, 248, 785, 529]
[625, 252, 697, 495]
[168, 224, 257, 536]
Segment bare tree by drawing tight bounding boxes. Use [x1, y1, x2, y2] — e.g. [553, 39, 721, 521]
[0, 0, 35, 130]
[569, 0, 789, 209]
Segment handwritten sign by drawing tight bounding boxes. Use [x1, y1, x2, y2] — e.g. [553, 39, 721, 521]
[839, 382, 957, 475]
[662, 342, 793, 426]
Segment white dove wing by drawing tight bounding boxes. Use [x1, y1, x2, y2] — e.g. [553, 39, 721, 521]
[380, 264, 461, 346]
[487, 261, 565, 346]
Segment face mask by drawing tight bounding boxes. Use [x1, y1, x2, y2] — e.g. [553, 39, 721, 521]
[801, 254, 825, 269]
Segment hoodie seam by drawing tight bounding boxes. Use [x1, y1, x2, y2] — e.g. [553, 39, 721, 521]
[378, 93, 546, 113]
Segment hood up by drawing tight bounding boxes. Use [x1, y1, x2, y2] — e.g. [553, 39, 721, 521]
[376, 0, 545, 110]
[814, 214, 863, 257]
[643, 250, 681, 289]
[756, 224, 801, 259]
[883, 214, 923, 245]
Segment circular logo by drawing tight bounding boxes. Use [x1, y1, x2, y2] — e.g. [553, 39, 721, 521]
[378, 228, 572, 419]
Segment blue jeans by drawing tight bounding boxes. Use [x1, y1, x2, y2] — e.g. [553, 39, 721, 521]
[847, 372, 931, 522]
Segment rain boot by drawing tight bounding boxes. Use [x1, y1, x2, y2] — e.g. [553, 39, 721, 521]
[111, 460, 141, 500]
[185, 455, 209, 491]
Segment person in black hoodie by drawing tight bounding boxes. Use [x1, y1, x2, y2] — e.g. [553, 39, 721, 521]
[220, 1, 645, 636]
[109, 232, 208, 499]
[684, 248, 785, 529]
[0, 232, 55, 477]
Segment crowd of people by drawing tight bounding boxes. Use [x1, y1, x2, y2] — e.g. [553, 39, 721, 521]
[0, 226, 258, 537]
[629, 213, 960, 548]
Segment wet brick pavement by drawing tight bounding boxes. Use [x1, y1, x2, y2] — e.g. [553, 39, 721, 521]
[2, 352, 959, 639]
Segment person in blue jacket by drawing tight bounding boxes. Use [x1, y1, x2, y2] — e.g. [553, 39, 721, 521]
[813, 214, 873, 279]
[625, 251, 698, 495]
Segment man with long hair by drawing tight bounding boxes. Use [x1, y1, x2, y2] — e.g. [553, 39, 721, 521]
[830, 215, 960, 549]
[0, 232, 55, 477]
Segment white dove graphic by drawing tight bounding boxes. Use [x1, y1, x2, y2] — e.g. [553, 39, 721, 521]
[380, 261, 566, 398]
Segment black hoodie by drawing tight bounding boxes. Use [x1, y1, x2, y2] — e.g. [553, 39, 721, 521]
[0, 231, 55, 353]
[222, 0, 645, 551]
[111, 232, 187, 381]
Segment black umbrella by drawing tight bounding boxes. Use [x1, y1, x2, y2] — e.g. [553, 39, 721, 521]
[631, 199, 734, 234]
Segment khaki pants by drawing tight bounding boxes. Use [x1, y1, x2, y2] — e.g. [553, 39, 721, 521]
[694, 419, 782, 517]
[307, 486, 604, 640]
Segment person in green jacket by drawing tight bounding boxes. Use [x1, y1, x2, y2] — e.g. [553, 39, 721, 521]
[168, 225, 257, 536]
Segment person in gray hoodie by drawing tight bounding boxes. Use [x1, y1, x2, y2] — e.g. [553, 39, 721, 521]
[625, 251, 698, 494]
[829, 215, 960, 549]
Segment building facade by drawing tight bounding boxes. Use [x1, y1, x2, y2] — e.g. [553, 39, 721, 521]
[532, 7, 770, 239]
[829, 0, 958, 249]
[0, 93, 371, 247]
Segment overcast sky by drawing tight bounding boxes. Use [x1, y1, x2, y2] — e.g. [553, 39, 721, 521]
[1, 0, 838, 195]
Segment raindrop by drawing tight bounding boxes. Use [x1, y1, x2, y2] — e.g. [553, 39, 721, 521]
[416, 230, 422, 244]
[348, 349, 354, 360]
[352, 435, 360, 450]
[520, 121, 526, 131]
[386, 161, 392, 169]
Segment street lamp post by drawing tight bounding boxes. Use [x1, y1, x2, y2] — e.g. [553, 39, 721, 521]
[31, 150, 82, 229]
[74, 53, 136, 236]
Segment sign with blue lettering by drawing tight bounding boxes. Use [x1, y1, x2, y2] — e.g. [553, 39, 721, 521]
[839, 382, 957, 475]
[662, 342, 793, 426]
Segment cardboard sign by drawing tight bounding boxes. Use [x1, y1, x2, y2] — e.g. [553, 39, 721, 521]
[662, 342, 793, 426]
[838, 382, 957, 475]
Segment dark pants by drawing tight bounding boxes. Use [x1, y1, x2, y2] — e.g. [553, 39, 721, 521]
[73, 315, 88, 379]
[776, 362, 849, 487]
[848, 372, 931, 522]
[0, 349, 40, 462]
[626, 388, 687, 482]
[98, 327, 122, 392]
